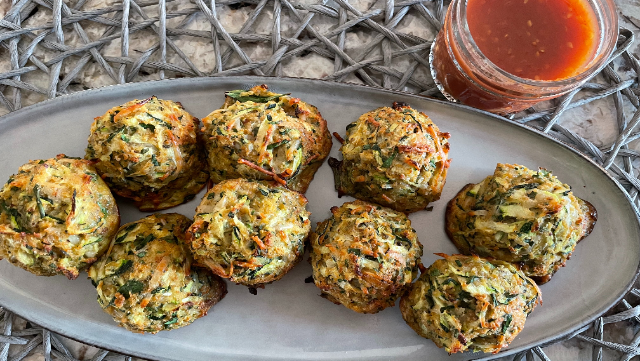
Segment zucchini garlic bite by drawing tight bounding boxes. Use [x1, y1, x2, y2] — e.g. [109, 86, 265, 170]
[0, 155, 119, 279]
[201, 85, 332, 193]
[329, 102, 450, 213]
[400, 254, 540, 354]
[89, 214, 226, 333]
[445, 164, 597, 284]
[86, 96, 209, 211]
[187, 178, 311, 287]
[309, 200, 423, 314]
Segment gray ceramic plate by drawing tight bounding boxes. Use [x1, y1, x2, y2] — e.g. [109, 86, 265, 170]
[0, 77, 638, 361]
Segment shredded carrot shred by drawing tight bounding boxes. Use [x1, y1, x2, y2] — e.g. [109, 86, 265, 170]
[140, 295, 152, 308]
[114, 102, 145, 122]
[426, 125, 448, 193]
[237, 158, 287, 186]
[381, 194, 393, 203]
[272, 174, 287, 186]
[325, 244, 339, 254]
[204, 259, 229, 278]
[427, 125, 447, 159]
[397, 144, 435, 153]
[403, 158, 421, 170]
[226, 117, 237, 131]
[280, 168, 294, 178]
[332, 132, 345, 144]
[362, 270, 385, 280]
[350, 206, 366, 214]
[234, 260, 261, 269]
[252, 236, 266, 250]
[258, 125, 275, 164]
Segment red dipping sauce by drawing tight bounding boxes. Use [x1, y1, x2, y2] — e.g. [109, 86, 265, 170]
[430, 0, 617, 114]
[467, 0, 599, 81]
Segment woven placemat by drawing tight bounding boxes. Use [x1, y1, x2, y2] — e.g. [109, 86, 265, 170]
[0, 0, 639, 359]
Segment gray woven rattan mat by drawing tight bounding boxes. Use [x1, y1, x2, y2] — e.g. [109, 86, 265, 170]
[0, 0, 639, 359]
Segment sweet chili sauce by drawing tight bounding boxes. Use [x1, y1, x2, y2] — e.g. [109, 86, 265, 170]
[429, 0, 616, 115]
[467, 0, 599, 81]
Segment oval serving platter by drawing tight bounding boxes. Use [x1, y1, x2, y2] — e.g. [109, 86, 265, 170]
[0, 76, 638, 361]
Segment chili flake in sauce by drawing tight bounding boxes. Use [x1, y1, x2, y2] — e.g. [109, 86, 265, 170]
[467, 0, 599, 80]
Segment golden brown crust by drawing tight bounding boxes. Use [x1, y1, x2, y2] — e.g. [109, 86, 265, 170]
[399, 254, 540, 354]
[86, 97, 209, 211]
[444, 164, 597, 284]
[202, 85, 332, 193]
[444, 183, 474, 255]
[310, 200, 423, 314]
[186, 179, 311, 287]
[89, 213, 226, 333]
[578, 198, 598, 242]
[0, 155, 120, 279]
[330, 102, 450, 213]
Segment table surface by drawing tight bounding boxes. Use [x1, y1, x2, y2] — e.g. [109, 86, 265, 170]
[0, 0, 639, 360]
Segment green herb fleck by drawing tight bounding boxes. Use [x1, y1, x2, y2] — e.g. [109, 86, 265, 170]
[225, 90, 288, 103]
[164, 316, 178, 326]
[382, 147, 398, 168]
[267, 139, 289, 150]
[134, 234, 155, 250]
[34, 185, 45, 219]
[146, 113, 173, 129]
[151, 155, 160, 166]
[114, 260, 133, 276]
[519, 222, 533, 234]
[106, 127, 124, 142]
[140, 123, 156, 132]
[151, 286, 170, 294]
[440, 305, 455, 313]
[118, 280, 144, 299]
[501, 314, 512, 334]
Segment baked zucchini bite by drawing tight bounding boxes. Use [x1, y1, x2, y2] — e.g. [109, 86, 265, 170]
[0, 155, 119, 279]
[201, 84, 332, 193]
[400, 254, 540, 354]
[310, 200, 423, 314]
[187, 178, 311, 287]
[86, 96, 208, 211]
[329, 102, 450, 213]
[89, 213, 226, 333]
[445, 163, 597, 284]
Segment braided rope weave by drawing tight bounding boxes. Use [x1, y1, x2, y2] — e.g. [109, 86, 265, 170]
[0, 0, 639, 359]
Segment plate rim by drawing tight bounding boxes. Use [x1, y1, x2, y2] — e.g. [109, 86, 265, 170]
[0, 75, 638, 360]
